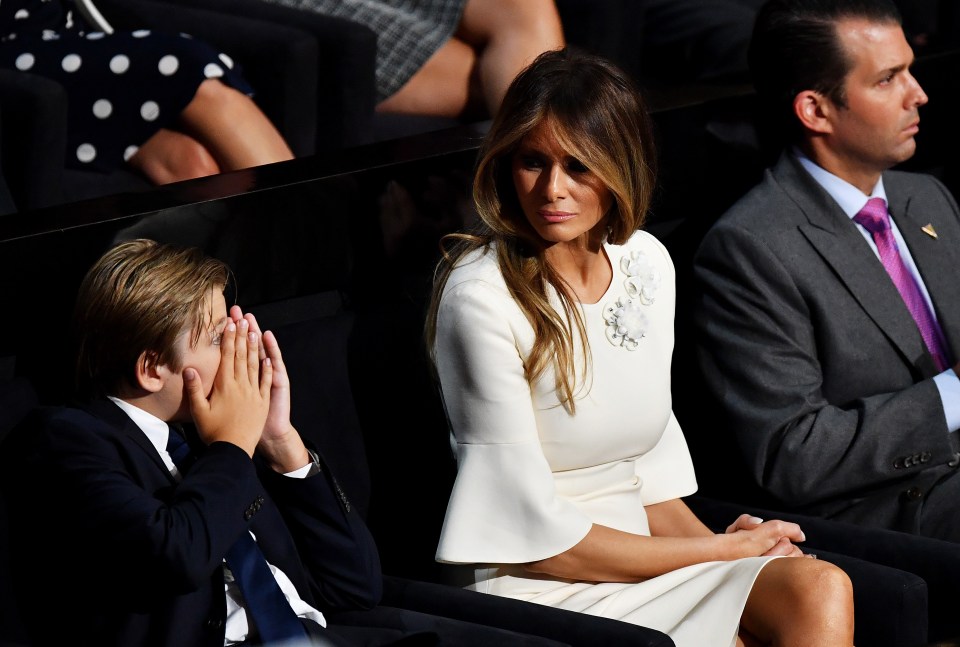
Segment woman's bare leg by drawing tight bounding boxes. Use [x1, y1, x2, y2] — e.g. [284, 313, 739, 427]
[178, 79, 293, 171]
[456, 0, 565, 114]
[377, 37, 477, 117]
[740, 558, 854, 646]
[128, 127, 220, 185]
[378, 0, 565, 118]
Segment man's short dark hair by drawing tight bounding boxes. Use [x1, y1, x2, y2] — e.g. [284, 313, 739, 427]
[749, 0, 902, 147]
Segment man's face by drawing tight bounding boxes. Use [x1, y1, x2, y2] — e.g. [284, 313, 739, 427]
[823, 18, 928, 184]
[167, 289, 229, 421]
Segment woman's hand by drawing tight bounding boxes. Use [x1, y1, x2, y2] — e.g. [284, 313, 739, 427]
[724, 515, 808, 558]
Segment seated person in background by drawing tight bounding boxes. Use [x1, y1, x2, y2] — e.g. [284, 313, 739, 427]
[693, 0, 960, 540]
[2, 239, 575, 647]
[425, 48, 854, 647]
[256, 0, 564, 120]
[0, 0, 293, 185]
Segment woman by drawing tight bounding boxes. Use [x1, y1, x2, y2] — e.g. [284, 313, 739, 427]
[256, 0, 564, 120]
[1, 0, 292, 184]
[425, 48, 855, 647]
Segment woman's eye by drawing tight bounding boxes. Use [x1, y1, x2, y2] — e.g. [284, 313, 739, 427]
[567, 158, 589, 173]
[519, 154, 543, 169]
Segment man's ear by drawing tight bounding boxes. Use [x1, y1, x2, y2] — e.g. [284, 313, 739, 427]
[793, 90, 834, 135]
[134, 350, 168, 393]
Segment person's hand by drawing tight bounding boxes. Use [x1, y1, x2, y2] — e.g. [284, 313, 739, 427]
[760, 536, 807, 558]
[725, 513, 764, 534]
[724, 517, 809, 559]
[229, 306, 294, 439]
[229, 305, 310, 473]
[184, 317, 271, 457]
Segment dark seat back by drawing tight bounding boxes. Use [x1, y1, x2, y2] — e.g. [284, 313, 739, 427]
[0, 377, 39, 646]
[251, 293, 373, 519]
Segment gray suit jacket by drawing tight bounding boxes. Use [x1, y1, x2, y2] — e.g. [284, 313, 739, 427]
[693, 152, 960, 531]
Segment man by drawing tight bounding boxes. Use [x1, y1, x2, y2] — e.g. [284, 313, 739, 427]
[0, 239, 569, 647]
[693, 0, 960, 541]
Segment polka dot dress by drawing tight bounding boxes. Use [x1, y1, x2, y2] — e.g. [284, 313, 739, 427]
[1, 0, 254, 173]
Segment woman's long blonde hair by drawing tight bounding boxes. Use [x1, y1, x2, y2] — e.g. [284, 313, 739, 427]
[425, 48, 658, 412]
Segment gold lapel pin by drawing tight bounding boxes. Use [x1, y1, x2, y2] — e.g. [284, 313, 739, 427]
[922, 223, 938, 239]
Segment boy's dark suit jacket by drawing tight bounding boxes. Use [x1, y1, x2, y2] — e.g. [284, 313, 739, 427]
[694, 152, 960, 536]
[0, 398, 382, 647]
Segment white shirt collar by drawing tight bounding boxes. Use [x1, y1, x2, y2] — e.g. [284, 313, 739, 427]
[793, 147, 887, 219]
[107, 396, 177, 473]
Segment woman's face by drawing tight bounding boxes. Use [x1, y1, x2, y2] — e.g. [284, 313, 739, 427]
[511, 119, 613, 249]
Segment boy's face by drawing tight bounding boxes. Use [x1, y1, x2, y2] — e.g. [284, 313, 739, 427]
[167, 288, 229, 422]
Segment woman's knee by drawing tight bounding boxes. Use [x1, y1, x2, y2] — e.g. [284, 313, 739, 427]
[745, 558, 854, 644]
[796, 559, 853, 611]
[129, 128, 220, 184]
[802, 560, 855, 643]
[766, 557, 850, 602]
[167, 136, 220, 180]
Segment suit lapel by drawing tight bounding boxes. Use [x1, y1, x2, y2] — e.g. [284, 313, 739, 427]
[81, 398, 178, 483]
[773, 155, 937, 376]
[889, 186, 960, 364]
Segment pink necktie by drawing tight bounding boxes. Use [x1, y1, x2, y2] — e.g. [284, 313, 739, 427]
[854, 197, 951, 371]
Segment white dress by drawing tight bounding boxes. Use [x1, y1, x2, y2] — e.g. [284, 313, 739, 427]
[433, 230, 777, 647]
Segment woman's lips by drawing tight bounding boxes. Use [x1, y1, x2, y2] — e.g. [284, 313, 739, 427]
[539, 210, 576, 223]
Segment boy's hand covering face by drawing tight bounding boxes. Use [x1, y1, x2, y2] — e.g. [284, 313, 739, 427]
[184, 316, 273, 457]
[227, 306, 311, 473]
[228, 305, 297, 443]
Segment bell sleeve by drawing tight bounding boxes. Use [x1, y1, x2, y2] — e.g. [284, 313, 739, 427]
[634, 410, 698, 505]
[433, 269, 593, 565]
